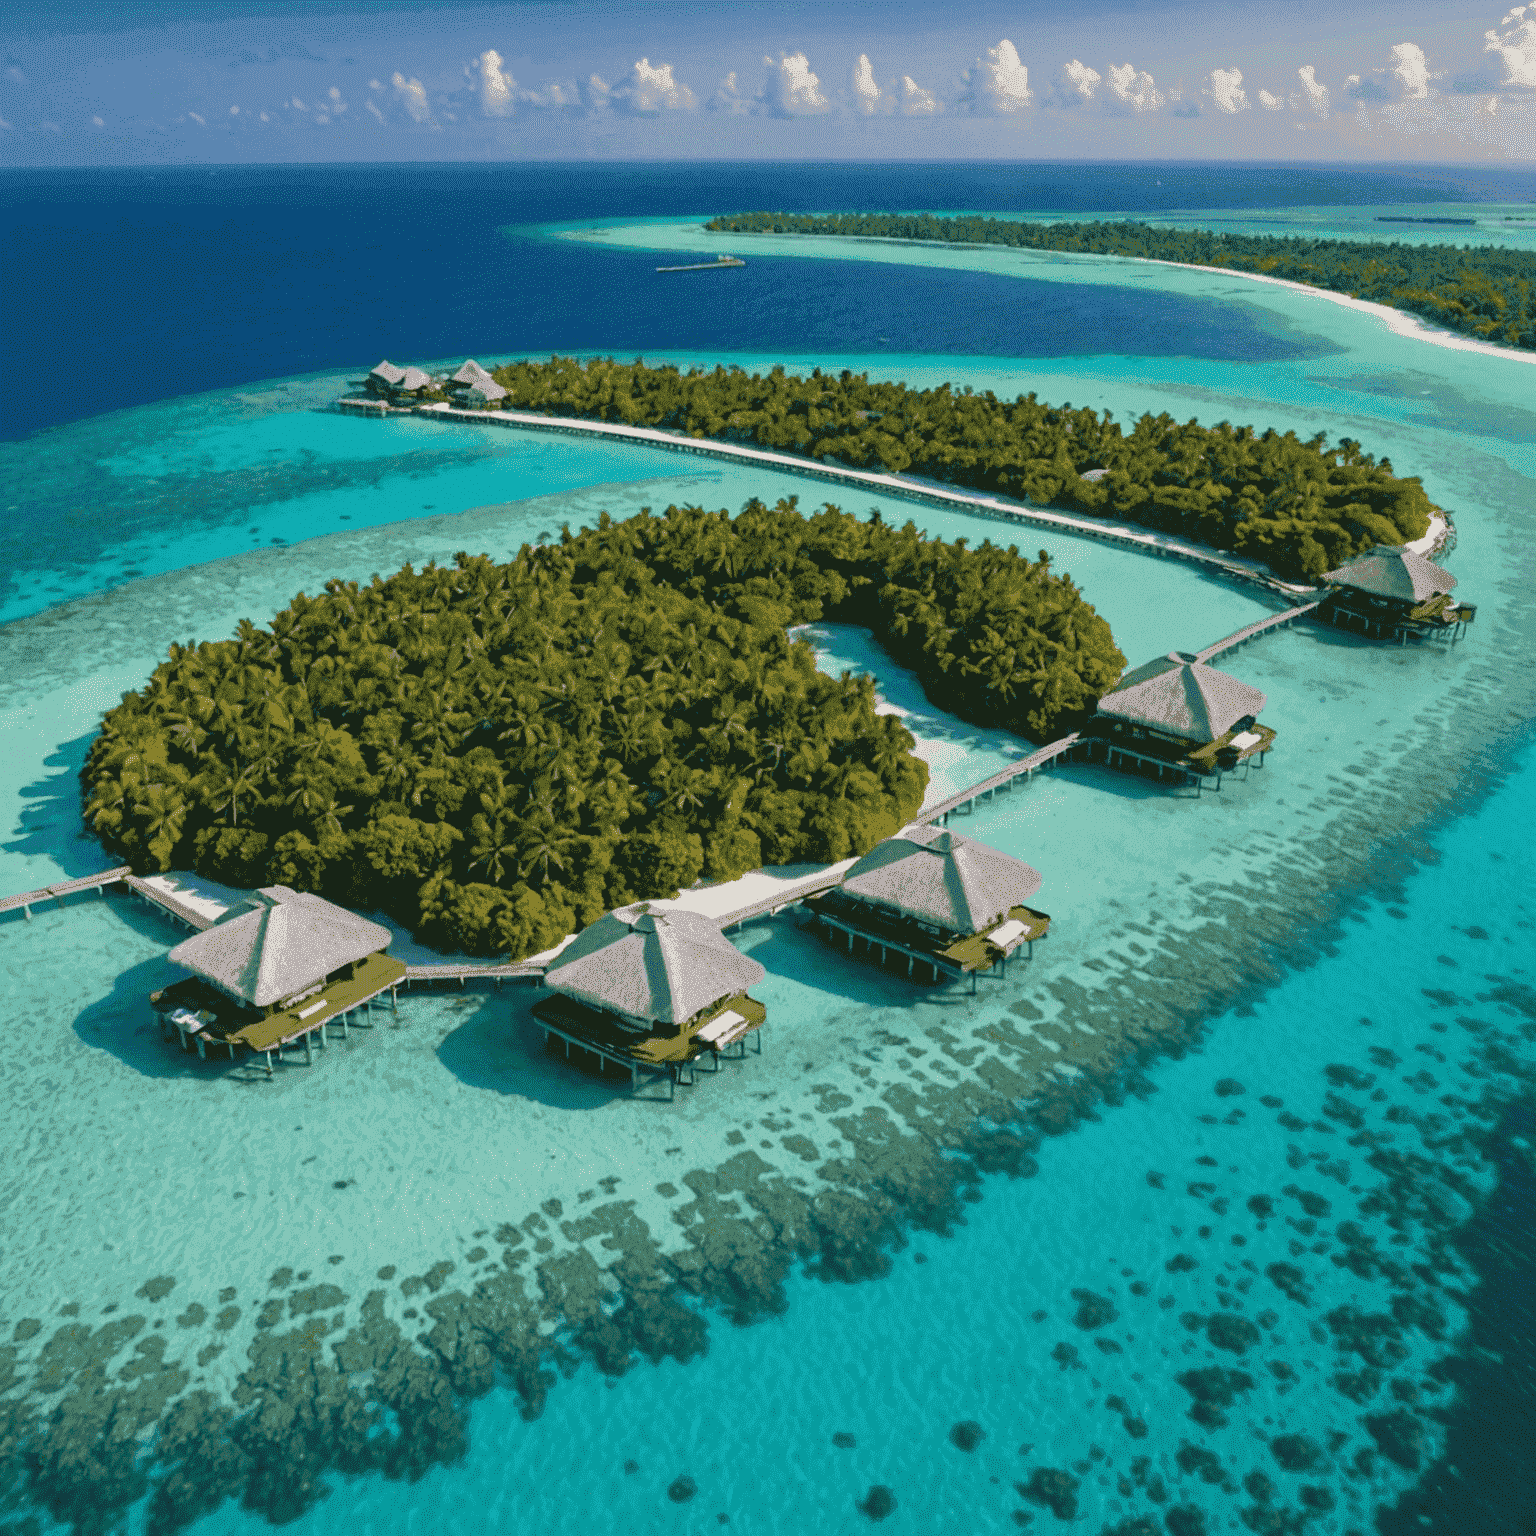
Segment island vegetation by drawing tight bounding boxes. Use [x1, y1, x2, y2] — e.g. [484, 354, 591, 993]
[82, 501, 1122, 957]
[486, 355, 1434, 582]
[705, 210, 1536, 353]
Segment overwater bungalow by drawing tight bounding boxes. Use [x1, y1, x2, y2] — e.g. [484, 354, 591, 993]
[805, 826, 1050, 989]
[532, 902, 767, 1092]
[365, 360, 406, 397]
[1317, 545, 1473, 642]
[1084, 651, 1273, 785]
[149, 887, 406, 1074]
[445, 359, 507, 408]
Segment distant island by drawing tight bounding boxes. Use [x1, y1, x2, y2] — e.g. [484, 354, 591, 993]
[471, 355, 1434, 583]
[704, 211, 1536, 354]
[82, 502, 1123, 958]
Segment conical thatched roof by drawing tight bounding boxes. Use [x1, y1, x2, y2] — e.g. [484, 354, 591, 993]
[1097, 652, 1266, 744]
[168, 887, 392, 1008]
[450, 359, 496, 386]
[1323, 545, 1456, 602]
[396, 366, 432, 392]
[369, 360, 405, 385]
[840, 825, 1041, 934]
[544, 902, 765, 1026]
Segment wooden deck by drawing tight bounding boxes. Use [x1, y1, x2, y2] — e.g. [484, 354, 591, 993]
[531, 991, 765, 1095]
[1317, 591, 1473, 644]
[804, 890, 1046, 990]
[153, 953, 407, 1074]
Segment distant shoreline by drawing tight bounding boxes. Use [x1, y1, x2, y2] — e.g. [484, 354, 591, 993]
[586, 225, 1536, 369]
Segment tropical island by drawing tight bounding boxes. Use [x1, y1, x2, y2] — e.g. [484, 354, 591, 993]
[467, 355, 1435, 583]
[81, 501, 1123, 958]
[704, 211, 1536, 354]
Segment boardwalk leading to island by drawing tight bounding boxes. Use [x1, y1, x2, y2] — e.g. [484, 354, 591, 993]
[1195, 601, 1322, 664]
[359, 400, 1323, 602]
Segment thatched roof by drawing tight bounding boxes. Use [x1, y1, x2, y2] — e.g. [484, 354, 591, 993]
[544, 902, 765, 1026]
[1098, 652, 1266, 744]
[464, 379, 507, 403]
[396, 367, 432, 392]
[841, 825, 1041, 934]
[168, 887, 392, 1008]
[450, 359, 496, 386]
[369, 361, 406, 385]
[1323, 545, 1456, 602]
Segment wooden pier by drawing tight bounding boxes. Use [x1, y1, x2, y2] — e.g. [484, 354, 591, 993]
[0, 867, 220, 932]
[1195, 600, 1321, 663]
[915, 733, 1083, 827]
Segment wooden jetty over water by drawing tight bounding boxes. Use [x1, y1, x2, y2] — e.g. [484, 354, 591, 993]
[1, 867, 219, 931]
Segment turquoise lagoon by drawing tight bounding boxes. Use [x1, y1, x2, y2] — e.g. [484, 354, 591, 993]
[0, 229, 1533, 1536]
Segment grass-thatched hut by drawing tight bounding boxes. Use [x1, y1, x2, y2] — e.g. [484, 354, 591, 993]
[1318, 545, 1472, 641]
[533, 902, 766, 1089]
[149, 887, 405, 1072]
[1085, 650, 1273, 783]
[806, 825, 1050, 987]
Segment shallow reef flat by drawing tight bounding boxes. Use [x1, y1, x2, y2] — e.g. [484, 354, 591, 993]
[1, 273, 1534, 1532]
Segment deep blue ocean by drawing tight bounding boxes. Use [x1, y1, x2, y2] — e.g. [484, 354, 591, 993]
[0, 162, 1533, 1536]
[7, 160, 1536, 443]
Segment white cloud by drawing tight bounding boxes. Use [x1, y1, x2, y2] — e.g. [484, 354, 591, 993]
[1258, 88, 1284, 110]
[1046, 59, 1100, 108]
[366, 99, 384, 123]
[1105, 62, 1162, 113]
[609, 58, 696, 114]
[0, 115, 12, 130]
[187, 111, 205, 125]
[852, 53, 883, 114]
[707, 71, 750, 115]
[580, 72, 610, 111]
[290, 96, 305, 111]
[1290, 65, 1330, 117]
[1204, 67, 1249, 112]
[1347, 42, 1435, 102]
[230, 104, 240, 115]
[761, 52, 829, 115]
[962, 39, 1033, 113]
[899, 75, 940, 115]
[525, 81, 577, 108]
[259, 111, 269, 122]
[5, 65, 25, 85]
[476, 49, 516, 116]
[391, 71, 431, 122]
[369, 79, 383, 92]
[40, 120, 59, 132]
[92, 114, 104, 126]
[1486, 5, 1536, 90]
[328, 85, 346, 113]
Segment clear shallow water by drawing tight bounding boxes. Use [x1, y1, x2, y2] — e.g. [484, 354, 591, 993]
[0, 165, 1533, 1536]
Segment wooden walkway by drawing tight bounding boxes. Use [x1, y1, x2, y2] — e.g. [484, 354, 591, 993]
[0, 867, 217, 934]
[402, 960, 545, 986]
[386, 402, 1320, 601]
[0, 866, 131, 918]
[1195, 600, 1322, 663]
[915, 733, 1083, 827]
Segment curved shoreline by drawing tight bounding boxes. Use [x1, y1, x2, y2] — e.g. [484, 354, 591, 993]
[396, 402, 1316, 598]
[570, 222, 1536, 368]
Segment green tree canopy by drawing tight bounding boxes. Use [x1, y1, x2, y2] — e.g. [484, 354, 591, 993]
[82, 501, 1123, 958]
[488, 355, 1435, 582]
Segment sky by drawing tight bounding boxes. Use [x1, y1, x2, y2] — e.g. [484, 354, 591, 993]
[0, 0, 1532, 164]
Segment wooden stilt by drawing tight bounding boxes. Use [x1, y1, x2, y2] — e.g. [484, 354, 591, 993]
[304, 1032, 313, 1064]
[265, 1049, 274, 1078]
[196, 1033, 206, 1060]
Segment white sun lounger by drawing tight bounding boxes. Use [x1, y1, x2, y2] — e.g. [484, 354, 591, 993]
[696, 1009, 748, 1046]
[987, 919, 1028, 952]
[1228, 731, 1262, 751]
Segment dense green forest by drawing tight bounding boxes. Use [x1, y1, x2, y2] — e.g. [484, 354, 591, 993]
[82, 502, 1122, 958]
[706, 210, 1536, 352]
[488, 356, 1433, 582]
